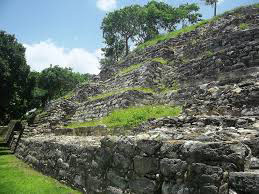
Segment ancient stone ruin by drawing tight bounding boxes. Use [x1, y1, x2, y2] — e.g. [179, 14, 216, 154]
[7, 5, 259, 194]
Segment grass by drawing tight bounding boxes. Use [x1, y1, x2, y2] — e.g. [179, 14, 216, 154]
[239, 23, 249, 30]
[66, 105, 182, 129]
[205, 50, 214, 57]
[152, 57, 168, 65]
[117, 63, 143, 76]
[137, 20, 209, 50]
[136, 3, 259, 50]
[62, 91, 74, 100]
[89, 84, 181, 101]
[89, 87, 155, 101]
[0, 142, 81, 194]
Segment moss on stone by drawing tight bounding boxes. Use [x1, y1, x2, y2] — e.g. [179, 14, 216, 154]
[239, 23, 249, 30]
[118, 63, 143, 76]
[152, 58, 168, 65]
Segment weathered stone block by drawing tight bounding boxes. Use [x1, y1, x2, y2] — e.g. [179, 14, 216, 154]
[162, 181, 190, 194]
[113, 153, 133, 170]
[74, 175, 85, 187]
[107, 170, 128, 190]
[160, 158, 187, 178]
[129, 177, 157, 194]
[86, 175, 103, 193]
[134, 156, 159, 175]
[200, 185, 218, 194]
[229, 172, 259, 193]
[137, 139, 162, 155]
[105, 186, 123, 194]
[189, 163, 223, 185]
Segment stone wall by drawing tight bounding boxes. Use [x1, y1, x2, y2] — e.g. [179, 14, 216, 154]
[71, 90, 155, 122]
[14, 5, 259, 194]
[16, 135, 252, 194]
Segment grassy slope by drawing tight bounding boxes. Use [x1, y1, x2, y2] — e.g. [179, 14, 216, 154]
[137, 3, 259, 50]
[0, 143, 81, 194]
[137, 20, 209, 50]
[67, 105, 182, 129]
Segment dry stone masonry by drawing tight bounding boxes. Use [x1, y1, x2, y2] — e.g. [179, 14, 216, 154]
[12, 5, 259, 194]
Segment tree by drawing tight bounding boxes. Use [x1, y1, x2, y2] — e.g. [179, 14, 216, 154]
[37, 65, 90, 102]
[202, 0, 218, 16]
[102, 5, 142, 57]
[178, 3, 202, 28]
[0, 31, 30, 124]
[100, 2, 201, 68]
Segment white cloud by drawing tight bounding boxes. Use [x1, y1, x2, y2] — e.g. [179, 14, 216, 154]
[24, 40, 101, 74]
[96, 0, 117, 11]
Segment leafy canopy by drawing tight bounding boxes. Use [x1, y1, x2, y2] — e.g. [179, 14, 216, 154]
[0, 31, 30, 123]
[100, 1, 201, 68]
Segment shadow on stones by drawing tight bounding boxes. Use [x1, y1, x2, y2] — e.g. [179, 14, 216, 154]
[0, 150, 13, 156]
[0, 142, 7, 147]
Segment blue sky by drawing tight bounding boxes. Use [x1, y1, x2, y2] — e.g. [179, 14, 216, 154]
[0, 0, 258, 74]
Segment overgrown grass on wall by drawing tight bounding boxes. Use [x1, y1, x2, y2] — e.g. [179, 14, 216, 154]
[239, 23, 249, 30]
[152, 58, 168, 65]
[137, 20, 209, 50]
[118, 63, 143, 76]
[66, 105, 182, 129]
[136, 3, 259, 50]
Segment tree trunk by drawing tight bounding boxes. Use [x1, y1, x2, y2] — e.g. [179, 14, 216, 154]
[214, 1, 217, 17]
[125, 37, 129, 56]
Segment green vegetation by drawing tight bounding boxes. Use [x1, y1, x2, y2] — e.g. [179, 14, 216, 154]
[30, 66, 90, 107]
[118, 63, 143, 76]
[152, 58, 168, 65]
[205, 50, 214, 57]
[62, 91, 75, 100]
[0, 30, 91, 125]
[239, 23, 249, 30]
[89, 87, 155, 101]
[159, 80, 180, 94]
[66, 105, 182, 129]
[89, 81, 182, 101]
[137, 20, 209, 49]
[0, 31, 30, 124]
[137, 3, 259, 50]
[100, 1, 201, 68]
[0, 143, 81, 194]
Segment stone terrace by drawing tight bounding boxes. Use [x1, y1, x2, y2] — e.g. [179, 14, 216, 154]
[12, 5, 259, 194]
